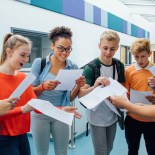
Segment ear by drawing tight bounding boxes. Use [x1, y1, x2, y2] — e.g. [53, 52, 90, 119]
[116, 45, 119, 51]
[6, 48, 13, 56]
[51, 43, 54, 51]
[149, 51, 152, 57]
[98, 43, 101, 49]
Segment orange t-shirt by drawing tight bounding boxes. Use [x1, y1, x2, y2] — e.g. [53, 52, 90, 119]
[124, 63, 154, 122]
[0, 71, 36, 136]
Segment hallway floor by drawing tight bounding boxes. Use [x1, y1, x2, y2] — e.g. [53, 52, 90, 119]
[29, 125, 147, 155]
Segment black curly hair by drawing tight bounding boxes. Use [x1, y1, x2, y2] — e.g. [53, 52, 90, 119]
[49, 26, 72, 44]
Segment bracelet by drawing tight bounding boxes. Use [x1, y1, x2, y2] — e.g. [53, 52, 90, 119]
[41, 82, 46, 90]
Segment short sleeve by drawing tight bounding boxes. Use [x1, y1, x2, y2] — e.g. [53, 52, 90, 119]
[83, 65, 95, 86]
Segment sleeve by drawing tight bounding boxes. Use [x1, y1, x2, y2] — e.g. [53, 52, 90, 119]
[0, 107, 22, 121]
[30, 58, 42, 86]
[0, 86, 37, 121]
[83, 65, 95, 86]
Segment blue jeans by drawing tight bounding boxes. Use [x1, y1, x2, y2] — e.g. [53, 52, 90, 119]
[0, 133, 30, 155]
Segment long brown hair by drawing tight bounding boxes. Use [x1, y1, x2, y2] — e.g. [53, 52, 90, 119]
[0, 33, 32, 64]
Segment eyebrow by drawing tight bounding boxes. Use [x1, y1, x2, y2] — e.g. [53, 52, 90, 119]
[57, 45, 71, 48]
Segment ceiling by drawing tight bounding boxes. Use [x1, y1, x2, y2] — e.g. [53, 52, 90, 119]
[118, 0, 155, 22]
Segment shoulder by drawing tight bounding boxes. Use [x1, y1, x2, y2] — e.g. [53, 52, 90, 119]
[125, 64, 136, 76]
[32, 58, 42, 66]
[31, 58, 42, 75]
[17, 71, 26, 78]
[126, 64, 135, 71]
[67, 59, 78, 69]
[113, 58, 124, 67]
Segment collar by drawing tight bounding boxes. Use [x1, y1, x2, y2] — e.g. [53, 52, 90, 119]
[134, 61, 152, 71]
[45, 53, 72, 68]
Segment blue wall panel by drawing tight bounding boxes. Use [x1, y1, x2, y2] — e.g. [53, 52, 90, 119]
[62, 0, 84, 20]
[137, 28, 145, 38]
[131, 24, 138, 37]
[18, 0, 30, 4]
[18, 0, 150, 38]
[101, 10, 108, 27]
[93, 6, 101, 26]
[108, 13, 124, 33]
[31, 0, 62, 13]
[85, 2, 93, 23]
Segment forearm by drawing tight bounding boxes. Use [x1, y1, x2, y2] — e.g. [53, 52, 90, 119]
[70, 86, 80, 101]
[0, 107, 22, 121]
[126, 103, 155, 121]
[78, 85, 95, 98]
[33, 84, 44, 97]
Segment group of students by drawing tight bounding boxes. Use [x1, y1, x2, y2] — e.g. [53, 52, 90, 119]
[0, 26, 155, 155]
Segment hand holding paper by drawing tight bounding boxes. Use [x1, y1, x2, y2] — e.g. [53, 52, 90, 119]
[55, 69, 83, 90]
[79, 77, 127, 110]
[28, 99, 74, 126]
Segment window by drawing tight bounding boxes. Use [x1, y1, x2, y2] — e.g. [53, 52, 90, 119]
[151, 51, 155, 63]
[11, 27, 52, 68]
[120, 45, 132, 65]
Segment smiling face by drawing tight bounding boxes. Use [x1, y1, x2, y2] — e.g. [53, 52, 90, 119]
[133, 51, 152, 68]
[51, 37, 72, 62]
[6, 44, 31, 70]
[99, 39, 119, 65]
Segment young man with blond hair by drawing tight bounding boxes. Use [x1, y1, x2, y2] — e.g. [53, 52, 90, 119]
[124, 38, 155, 155]
[79, 30, 125, 155]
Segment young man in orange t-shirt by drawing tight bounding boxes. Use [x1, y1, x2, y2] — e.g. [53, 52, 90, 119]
[124, 38, 155, 155]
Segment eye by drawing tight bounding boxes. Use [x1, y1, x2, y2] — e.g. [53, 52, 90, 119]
[20, 54, 26, 57]
[103, 47, 108, 50]
[57, 46, 65, 52]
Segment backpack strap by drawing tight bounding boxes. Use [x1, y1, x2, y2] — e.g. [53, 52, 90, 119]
[40, 57, 46, 74]
[112, 58, 125, 83]
[86, 58, 101, 86]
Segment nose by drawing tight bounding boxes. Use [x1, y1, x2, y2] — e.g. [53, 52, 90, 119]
[106, 49, 111, 55]
[24, 57, 29, 63]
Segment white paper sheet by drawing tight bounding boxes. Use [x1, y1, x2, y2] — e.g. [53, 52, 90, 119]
[130, 89, 152, 105]
[79, 78, 127, 109]
[149, 66, 155, 76]
[55, 69, 83, 91]
[28, 99, 74, 126]
[10, 73, 36, 98]
[79, 86, 113, 109]
[104, 99, 121, 116]
[108, 77, 127, 96]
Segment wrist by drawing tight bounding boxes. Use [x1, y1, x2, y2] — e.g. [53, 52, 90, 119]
[41, 82, 46, 90]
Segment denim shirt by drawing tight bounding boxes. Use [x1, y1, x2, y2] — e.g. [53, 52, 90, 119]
[30, 53, 78, 106]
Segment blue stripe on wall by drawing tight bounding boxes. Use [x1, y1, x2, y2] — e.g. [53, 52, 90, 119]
[93, 6, 101, 26]
[108, 13, 125, 33]
[101, 10, 108, 27]
[18, 0, 30, 4]
[145, 31, 150, 39]
[123, 21, 127, 34]
[62, 0, 84, 20]
[137, 28, 145, 38]
[31, 0, 62, 13]
[17, 0, 150, 38]
[85, 2, 93, 23]
[131, 24, 137, 37]
[127, 22, 131, 35]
